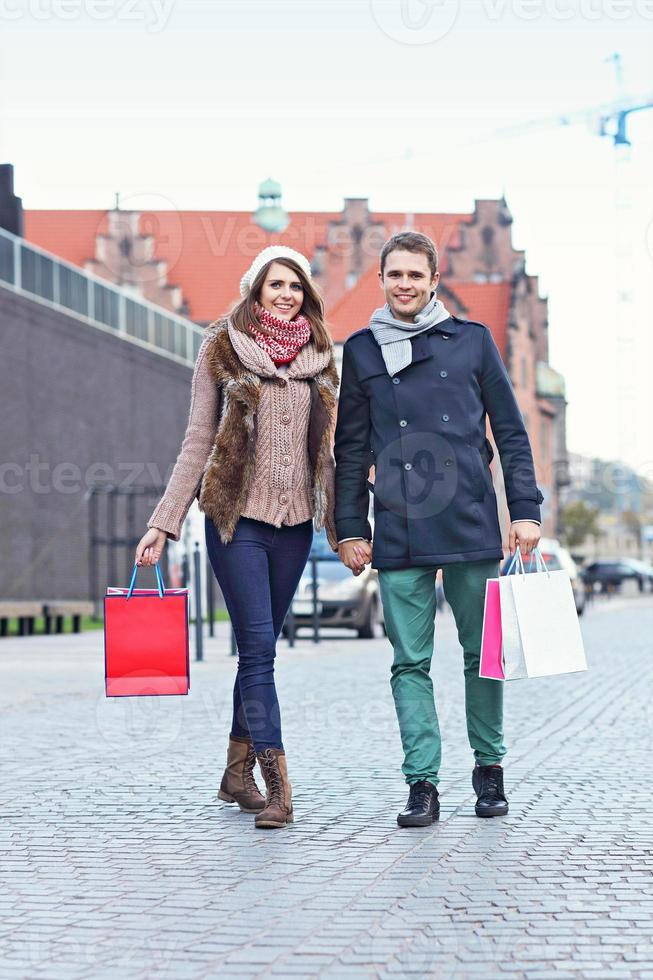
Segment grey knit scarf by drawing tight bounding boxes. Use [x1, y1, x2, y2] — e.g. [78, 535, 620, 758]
[369, 292, 452, 376]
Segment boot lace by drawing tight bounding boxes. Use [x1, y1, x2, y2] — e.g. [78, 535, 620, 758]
[259, 750, 283, 805]
[243, 744, 259, 795]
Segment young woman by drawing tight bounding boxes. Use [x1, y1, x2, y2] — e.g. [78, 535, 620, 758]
[134, 246, 339, 829]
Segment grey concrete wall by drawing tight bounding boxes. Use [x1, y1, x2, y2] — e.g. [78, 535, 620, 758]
[0, 285, 196, 600]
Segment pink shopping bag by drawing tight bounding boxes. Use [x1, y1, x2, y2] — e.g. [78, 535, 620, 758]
[479, 578, 504, 680]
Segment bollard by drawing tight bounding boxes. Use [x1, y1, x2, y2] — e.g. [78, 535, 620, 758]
[193, 541, 204, 662]
[230, 624, 237, 657]
[311, 556, 320, 645]
[206, 552, 215, 638]
[286, 607, 296, 648]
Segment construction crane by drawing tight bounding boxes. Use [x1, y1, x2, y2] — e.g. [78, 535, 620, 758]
[493, 55, 652, 488]
[492, 90, 653, 145]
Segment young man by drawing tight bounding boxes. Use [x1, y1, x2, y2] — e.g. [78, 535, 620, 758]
[334, 232, 542, 826]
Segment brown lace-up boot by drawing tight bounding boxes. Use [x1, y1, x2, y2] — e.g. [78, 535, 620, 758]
[217, 736, 266, 813]
[255, 748, 294, 829]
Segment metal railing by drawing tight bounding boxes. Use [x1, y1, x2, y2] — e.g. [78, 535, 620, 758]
[0, 225, 204, 367]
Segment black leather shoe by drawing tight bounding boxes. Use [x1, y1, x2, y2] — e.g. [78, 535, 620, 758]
[397, 780, 440, 827]
[472, 764, 509, 817]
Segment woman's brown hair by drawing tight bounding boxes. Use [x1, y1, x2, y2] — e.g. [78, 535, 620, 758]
[228, 257, 332, 353]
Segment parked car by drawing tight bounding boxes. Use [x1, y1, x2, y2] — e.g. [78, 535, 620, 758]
[284, 529, 385, 639]
[584, 559, 652, 594]
[501, 537, 586, 615]
[621, 559, 653, 591]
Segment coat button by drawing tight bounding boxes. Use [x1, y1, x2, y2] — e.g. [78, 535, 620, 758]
[392, 377, 401, 385]
[404, 463, 412, 471]
[399, 419, 407, 427]
[279, 493, 289, 504]
[278, 377, 287, 386]
[444, 458, 454, 467]
[282, 454, 292, 465]
[440, 370, 448, 378]
[442, 414, 449, 422]
[441, 334, 450, 340]
[281, 413, 291, 424]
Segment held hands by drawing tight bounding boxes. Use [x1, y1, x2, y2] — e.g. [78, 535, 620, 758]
[508, 521, 541, 558]
[135, 527, 168, 567]
[338, 539, 373, 576]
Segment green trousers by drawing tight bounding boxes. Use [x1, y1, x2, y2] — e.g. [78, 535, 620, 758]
[378, 559, 506, 786]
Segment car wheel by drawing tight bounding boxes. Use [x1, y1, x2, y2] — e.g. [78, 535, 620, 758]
[358, 596, 384, 639]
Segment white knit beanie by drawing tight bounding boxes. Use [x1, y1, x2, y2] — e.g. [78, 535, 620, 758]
[239, 246, 312, 297]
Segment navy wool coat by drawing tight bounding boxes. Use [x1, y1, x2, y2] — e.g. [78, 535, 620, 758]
[333, 315, 544, 570]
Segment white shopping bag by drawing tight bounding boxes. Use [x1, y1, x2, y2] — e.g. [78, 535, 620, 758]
[508, 550, 587, 679]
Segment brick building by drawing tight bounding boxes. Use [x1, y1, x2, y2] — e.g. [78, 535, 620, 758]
[22, 185, 568, 536]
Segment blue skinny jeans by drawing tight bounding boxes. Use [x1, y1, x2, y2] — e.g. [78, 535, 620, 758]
[205, 515, 313, 752]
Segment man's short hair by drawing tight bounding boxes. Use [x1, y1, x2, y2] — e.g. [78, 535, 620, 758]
[379, 232, 439, 278]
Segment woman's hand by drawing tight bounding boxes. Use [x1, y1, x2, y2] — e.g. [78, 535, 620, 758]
[135, 528, 168, 567]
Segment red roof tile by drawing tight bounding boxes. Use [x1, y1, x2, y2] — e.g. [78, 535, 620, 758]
[24, 208, 472, 325]
[23, 208, 509, 354]
[448, 282, 512, 357]
[328, 264, 384, 342]
[24, 209, 340, 323]
[24, 210, 110, 266]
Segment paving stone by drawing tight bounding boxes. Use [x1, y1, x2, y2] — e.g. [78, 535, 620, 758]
[2, 597, 652, 978]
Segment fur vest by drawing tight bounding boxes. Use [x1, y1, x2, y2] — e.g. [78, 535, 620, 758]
[197, 319, 339, 545]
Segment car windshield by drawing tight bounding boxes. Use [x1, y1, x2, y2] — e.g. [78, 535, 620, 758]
[301, 562, 352, 583]
[310, 530, 334, 557]
[302, 530, 350, 582]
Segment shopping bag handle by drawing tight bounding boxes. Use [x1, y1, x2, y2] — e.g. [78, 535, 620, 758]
[529, 547, 550, 577]
[505, 550, 526, 576]
[126, 562, 165, 599]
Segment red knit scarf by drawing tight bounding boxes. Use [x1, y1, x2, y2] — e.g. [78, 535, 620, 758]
[250, 302, 312, 365]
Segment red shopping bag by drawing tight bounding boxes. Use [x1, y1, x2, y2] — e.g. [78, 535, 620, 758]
[104, 563, 190, 697]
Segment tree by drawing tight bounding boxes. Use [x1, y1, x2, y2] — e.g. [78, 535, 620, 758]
[560, 501, 600, 549]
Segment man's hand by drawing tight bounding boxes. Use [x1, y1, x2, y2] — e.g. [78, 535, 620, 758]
[338, 539, 372, 576]
[508, 521, 541, 557]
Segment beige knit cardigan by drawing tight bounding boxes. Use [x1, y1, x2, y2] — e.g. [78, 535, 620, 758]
[147, 320, 338, 547]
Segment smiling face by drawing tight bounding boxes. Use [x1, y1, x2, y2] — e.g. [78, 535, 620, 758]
[258, 261, 304, 320]
[379, 249, 440, 322]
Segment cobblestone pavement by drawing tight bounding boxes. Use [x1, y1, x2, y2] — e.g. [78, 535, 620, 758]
[1, 594, 653, 980]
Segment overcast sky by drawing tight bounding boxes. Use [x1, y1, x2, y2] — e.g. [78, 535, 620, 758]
[1, 0, 652, 477]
